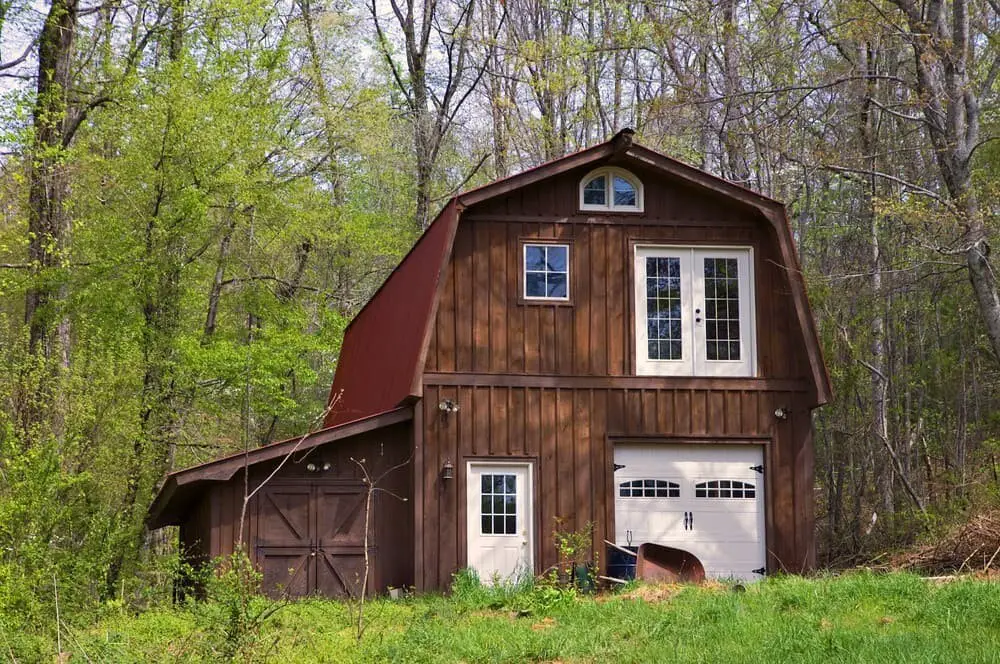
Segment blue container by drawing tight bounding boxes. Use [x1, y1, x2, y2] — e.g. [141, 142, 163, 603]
[606, 544, 637, 581]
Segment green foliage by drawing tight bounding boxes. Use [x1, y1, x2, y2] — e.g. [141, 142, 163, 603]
[188, 550, 285, 662]
[551, 518, 597, 590]
[8, 572, 1000, 662]
[449, 568, 577, 616]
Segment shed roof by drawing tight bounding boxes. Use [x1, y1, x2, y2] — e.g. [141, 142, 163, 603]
[146, 407, 412, 528]
[323, 129, 831, 426]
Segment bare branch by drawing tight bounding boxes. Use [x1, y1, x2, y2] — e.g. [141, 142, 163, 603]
[824, 164, 957, 213]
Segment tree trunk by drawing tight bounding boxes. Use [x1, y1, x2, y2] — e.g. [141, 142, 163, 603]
[25, 0, 79, 358]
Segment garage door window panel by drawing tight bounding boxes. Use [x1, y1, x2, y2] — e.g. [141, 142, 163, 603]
[619, 479, 680, 498]
[695, 480, 756, 499]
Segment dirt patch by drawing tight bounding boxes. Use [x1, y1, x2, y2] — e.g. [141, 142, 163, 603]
[531, 617, 557, 631]
[891, 511, 1000, 575]
[609, 580, 726, 603]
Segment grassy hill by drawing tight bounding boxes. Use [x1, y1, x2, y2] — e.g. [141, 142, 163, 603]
[10, 572, 1000, 662]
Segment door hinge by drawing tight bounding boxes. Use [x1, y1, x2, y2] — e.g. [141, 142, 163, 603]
[750, 464, 764, 474]
[613, 463, 626, 472]
[752, 567, 766, 576]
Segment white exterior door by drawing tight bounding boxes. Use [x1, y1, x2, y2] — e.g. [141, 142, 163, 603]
[634, 246, 756, 377]
[467, 462, 534, 583]
[614, 444, 766, 581]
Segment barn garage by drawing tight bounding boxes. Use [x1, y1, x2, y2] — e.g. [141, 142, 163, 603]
[150, 130, 831, 596]
[614, 444, 766, 580]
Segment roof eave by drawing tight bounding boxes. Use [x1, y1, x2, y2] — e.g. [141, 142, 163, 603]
[147, 406, 414, 528]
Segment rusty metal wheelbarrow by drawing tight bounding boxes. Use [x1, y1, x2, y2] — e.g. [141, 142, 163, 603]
[636, 542, 706, 583]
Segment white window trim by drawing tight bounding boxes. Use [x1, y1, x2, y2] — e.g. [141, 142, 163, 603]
[634, 245, 756, 377]
[579, 167, 644, 212]
[522, 242, 570, 301]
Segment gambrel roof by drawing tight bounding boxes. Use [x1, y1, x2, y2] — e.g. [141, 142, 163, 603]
[323, 129, 831, 428]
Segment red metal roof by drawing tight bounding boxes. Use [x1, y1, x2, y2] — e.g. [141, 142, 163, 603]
[323, 200, 461, 427]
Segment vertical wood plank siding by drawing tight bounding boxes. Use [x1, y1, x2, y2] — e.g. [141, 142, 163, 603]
[416, 165, 816, 589]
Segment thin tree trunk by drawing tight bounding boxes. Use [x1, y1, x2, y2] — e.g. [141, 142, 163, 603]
[203, 214, 237, 341]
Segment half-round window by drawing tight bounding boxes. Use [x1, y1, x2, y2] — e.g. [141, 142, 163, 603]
[579, 167, 643, 212]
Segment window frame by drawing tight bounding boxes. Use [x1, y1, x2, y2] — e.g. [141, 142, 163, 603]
[520, 240, 572, 304]
[633, 245, 756, 377]
[579, 167, 644, 213]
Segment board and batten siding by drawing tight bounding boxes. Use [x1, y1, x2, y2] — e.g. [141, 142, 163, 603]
[415, 165, 816, 590]
[178, 422, 415, 594]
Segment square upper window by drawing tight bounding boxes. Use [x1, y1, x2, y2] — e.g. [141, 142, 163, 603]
[524, 243, 569, 301]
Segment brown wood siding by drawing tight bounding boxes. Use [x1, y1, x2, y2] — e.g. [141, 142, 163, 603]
[417, 384, 809, 589]
[425, 168, 809, 381]
[179, 423, 414, 595]
[415, 162, 817, 590]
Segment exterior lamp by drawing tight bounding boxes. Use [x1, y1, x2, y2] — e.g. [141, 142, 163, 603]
[441, 460, 455, 480]
[438, 399, 460, 413]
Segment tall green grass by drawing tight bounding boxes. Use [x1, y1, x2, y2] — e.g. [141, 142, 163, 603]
[17, 572, 1000, 663]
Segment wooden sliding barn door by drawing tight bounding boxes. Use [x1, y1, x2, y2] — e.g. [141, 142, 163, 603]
[256, 482, 369, 598]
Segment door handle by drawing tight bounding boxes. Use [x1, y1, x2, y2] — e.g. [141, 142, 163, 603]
[683, 512, 689, 530]
[690, 512, 694, 531]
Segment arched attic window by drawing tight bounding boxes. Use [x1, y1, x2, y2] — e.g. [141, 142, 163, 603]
[579, 167, 643, 212]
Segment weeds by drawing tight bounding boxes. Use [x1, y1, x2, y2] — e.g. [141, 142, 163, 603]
[190, 550, 284, 662]
[10, 572, 1000, 662]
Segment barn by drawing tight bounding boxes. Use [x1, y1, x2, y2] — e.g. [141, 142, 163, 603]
[147, 129, 831, 597]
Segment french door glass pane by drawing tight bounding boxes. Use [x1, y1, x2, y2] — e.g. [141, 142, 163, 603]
[645, 256, 682, 360]
[703, 257, 741, 360]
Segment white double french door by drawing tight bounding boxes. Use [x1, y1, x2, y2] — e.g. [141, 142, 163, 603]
[634, 246, 755, 377]
[466, 462, 534, 584]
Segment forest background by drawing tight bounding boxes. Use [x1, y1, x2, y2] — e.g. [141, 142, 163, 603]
[0, 0, 999, 633]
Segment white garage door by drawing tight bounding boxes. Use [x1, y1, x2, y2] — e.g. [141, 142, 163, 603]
[614, 444, 766, 581]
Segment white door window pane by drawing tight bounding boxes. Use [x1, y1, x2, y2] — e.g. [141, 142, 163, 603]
[645, 256, 683, 360]
[481, 473, 518, 535]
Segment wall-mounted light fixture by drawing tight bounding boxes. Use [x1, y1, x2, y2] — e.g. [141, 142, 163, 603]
[774, 407, 789, 421]
[306, 462, 317, 472]
[441, 459, 455, 480]
[322, 462, 332, 472]
[438, 399, 460, 414]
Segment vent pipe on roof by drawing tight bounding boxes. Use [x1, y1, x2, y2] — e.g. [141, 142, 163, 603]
[612, 128, 635, 153]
